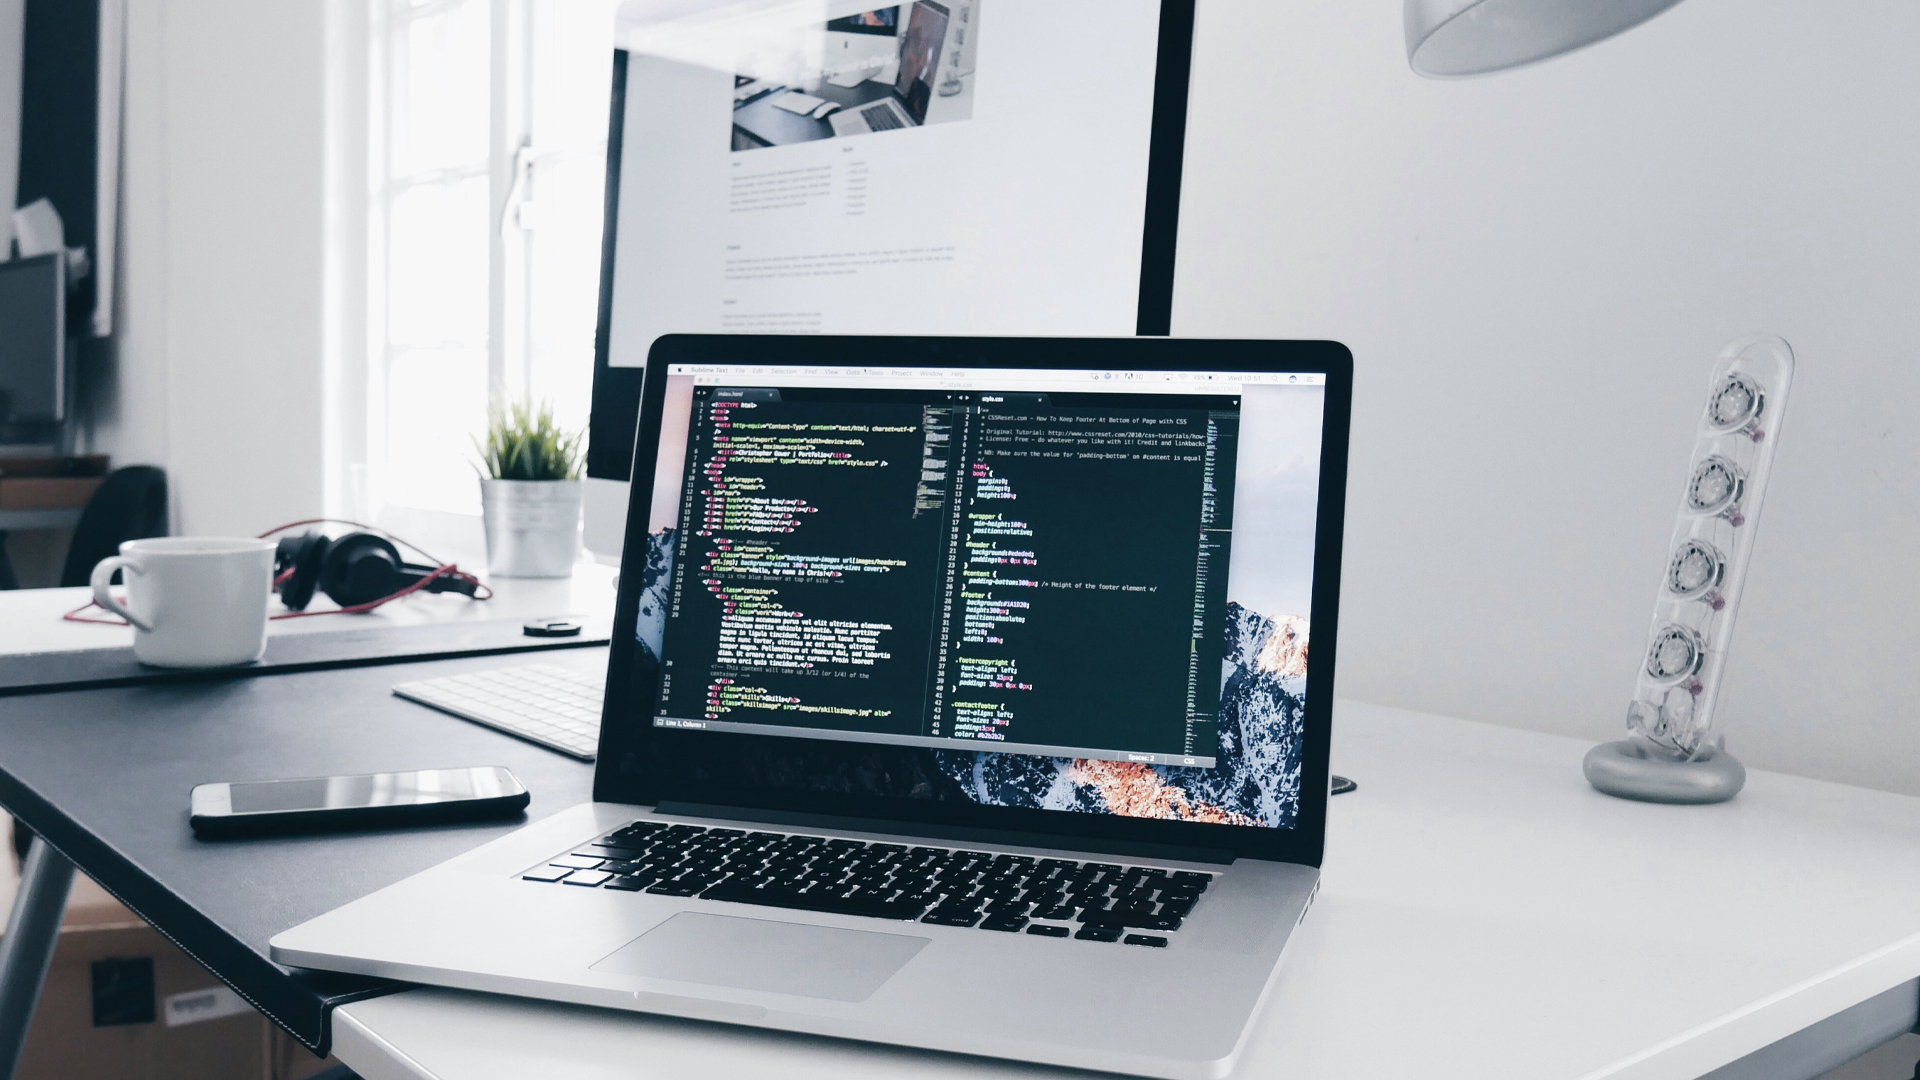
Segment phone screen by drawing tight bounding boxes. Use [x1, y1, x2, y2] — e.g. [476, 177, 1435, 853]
[227, 767, 515, 813]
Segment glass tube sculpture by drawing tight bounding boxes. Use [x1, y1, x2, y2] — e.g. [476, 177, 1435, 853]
[1585, 334, 1794, 803]
[938, 1, 975, 97]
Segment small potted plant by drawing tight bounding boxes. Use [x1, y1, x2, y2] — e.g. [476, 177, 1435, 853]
[474, 399, 585, 578]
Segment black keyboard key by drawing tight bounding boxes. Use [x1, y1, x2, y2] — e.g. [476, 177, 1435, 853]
[979, 913, 1029, 932]
[603, 875, 654, 891]
[1026, 924, 1070, 938]
[701, 879, 930, 921]
[563, 870, 612, 888]
[521, 866, 572, 883]
[1124, 934, 1169, 948]
[1159, 895, 1197, 918]
[1081, 910, 1184, 932]
[1031, 904, 1079, 921]
[893, 891, 940, 912]
[920, 906, 982, 928]
[1075, 924, 1123, 942]
[1170, 871, 1211, 891]
[646, 878, 707, 897]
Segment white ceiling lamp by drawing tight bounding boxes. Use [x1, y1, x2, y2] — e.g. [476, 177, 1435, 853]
[1406, 0, 1686, 78]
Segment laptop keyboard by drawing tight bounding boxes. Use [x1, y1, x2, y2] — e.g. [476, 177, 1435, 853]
[522, 820, 1211, 947]
[861, 103, 905, 131]
[392, 663, 604, 761]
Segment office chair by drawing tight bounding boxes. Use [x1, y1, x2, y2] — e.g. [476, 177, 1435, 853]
[57, 465, 169, 588]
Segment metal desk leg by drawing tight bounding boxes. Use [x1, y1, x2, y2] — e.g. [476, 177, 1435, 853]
[0, 838, 75, 1080]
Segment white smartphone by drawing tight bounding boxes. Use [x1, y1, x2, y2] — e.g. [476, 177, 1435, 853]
[189, 766, 529, 837]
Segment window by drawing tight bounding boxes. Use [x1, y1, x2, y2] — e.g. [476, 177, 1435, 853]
[367, 0, 619, 521]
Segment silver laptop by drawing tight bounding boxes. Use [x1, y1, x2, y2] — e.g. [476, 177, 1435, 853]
[272, 334, 1352, 1080]
[829, 1, 949, 136]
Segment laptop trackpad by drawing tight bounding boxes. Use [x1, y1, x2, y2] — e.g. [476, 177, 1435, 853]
[591, 912, 930, 1003]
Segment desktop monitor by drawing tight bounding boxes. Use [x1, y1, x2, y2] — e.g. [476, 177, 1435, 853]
[822, 7, 901, 87]
[586, 1, 1200, 547]
[0, 253, 67, 435]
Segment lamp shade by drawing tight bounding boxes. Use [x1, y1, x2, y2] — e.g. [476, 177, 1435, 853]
[1406, 0, 1685, 78]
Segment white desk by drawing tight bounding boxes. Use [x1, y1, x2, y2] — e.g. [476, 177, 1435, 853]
[0, 562, 620, 657]
[327, 705, 1920, 1080]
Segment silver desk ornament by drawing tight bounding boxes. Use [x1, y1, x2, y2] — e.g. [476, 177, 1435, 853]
[1584, 334, 1794, 804]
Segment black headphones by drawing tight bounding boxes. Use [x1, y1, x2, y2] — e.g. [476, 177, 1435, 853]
[274, 531, 481, 611]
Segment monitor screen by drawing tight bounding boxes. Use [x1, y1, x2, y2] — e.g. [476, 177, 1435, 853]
[0, 253, 66, 426]
[628, 358, 1329, 832]
[589, 1, 1197, 483]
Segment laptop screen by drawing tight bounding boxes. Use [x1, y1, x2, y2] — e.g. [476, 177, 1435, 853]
[893, 2, 950, 124]
[621, 353, 1334, 838]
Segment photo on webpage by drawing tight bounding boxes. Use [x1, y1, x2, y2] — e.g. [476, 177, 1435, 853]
[731, 2, 976, 152]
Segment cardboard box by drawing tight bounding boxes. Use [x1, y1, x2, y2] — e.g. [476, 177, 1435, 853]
[4, 820, 341, 1080]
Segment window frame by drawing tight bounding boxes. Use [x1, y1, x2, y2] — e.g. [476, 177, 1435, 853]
[349, 0, 613, 550]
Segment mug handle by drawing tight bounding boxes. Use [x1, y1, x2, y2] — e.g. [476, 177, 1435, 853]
[91, 556, 154, 632]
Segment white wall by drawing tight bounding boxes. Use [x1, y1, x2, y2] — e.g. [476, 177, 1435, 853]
[87, 0, 328, 537]
[1173, 0, 1920, 792]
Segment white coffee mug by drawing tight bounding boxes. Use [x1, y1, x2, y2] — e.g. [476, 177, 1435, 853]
[91, 537, 277, 668]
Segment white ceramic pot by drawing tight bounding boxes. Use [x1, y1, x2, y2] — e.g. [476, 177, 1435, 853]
[479, 478, 584, 578]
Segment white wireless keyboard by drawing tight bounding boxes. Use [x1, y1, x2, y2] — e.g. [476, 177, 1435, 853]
[393, 663, 605, 760]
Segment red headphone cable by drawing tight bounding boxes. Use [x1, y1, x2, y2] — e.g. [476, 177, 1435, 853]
[66, 522, 491, 625]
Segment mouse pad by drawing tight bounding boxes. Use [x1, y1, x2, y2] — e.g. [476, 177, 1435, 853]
[591, 912, 929, 1002]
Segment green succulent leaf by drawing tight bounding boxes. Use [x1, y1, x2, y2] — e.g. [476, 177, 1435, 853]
[474, 399, 585, 481]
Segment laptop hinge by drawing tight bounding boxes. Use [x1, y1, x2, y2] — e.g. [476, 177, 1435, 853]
[652, 802, 1237, 866]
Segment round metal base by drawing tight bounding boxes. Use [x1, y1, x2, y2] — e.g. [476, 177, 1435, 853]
[1583, 739, 1746, 804]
